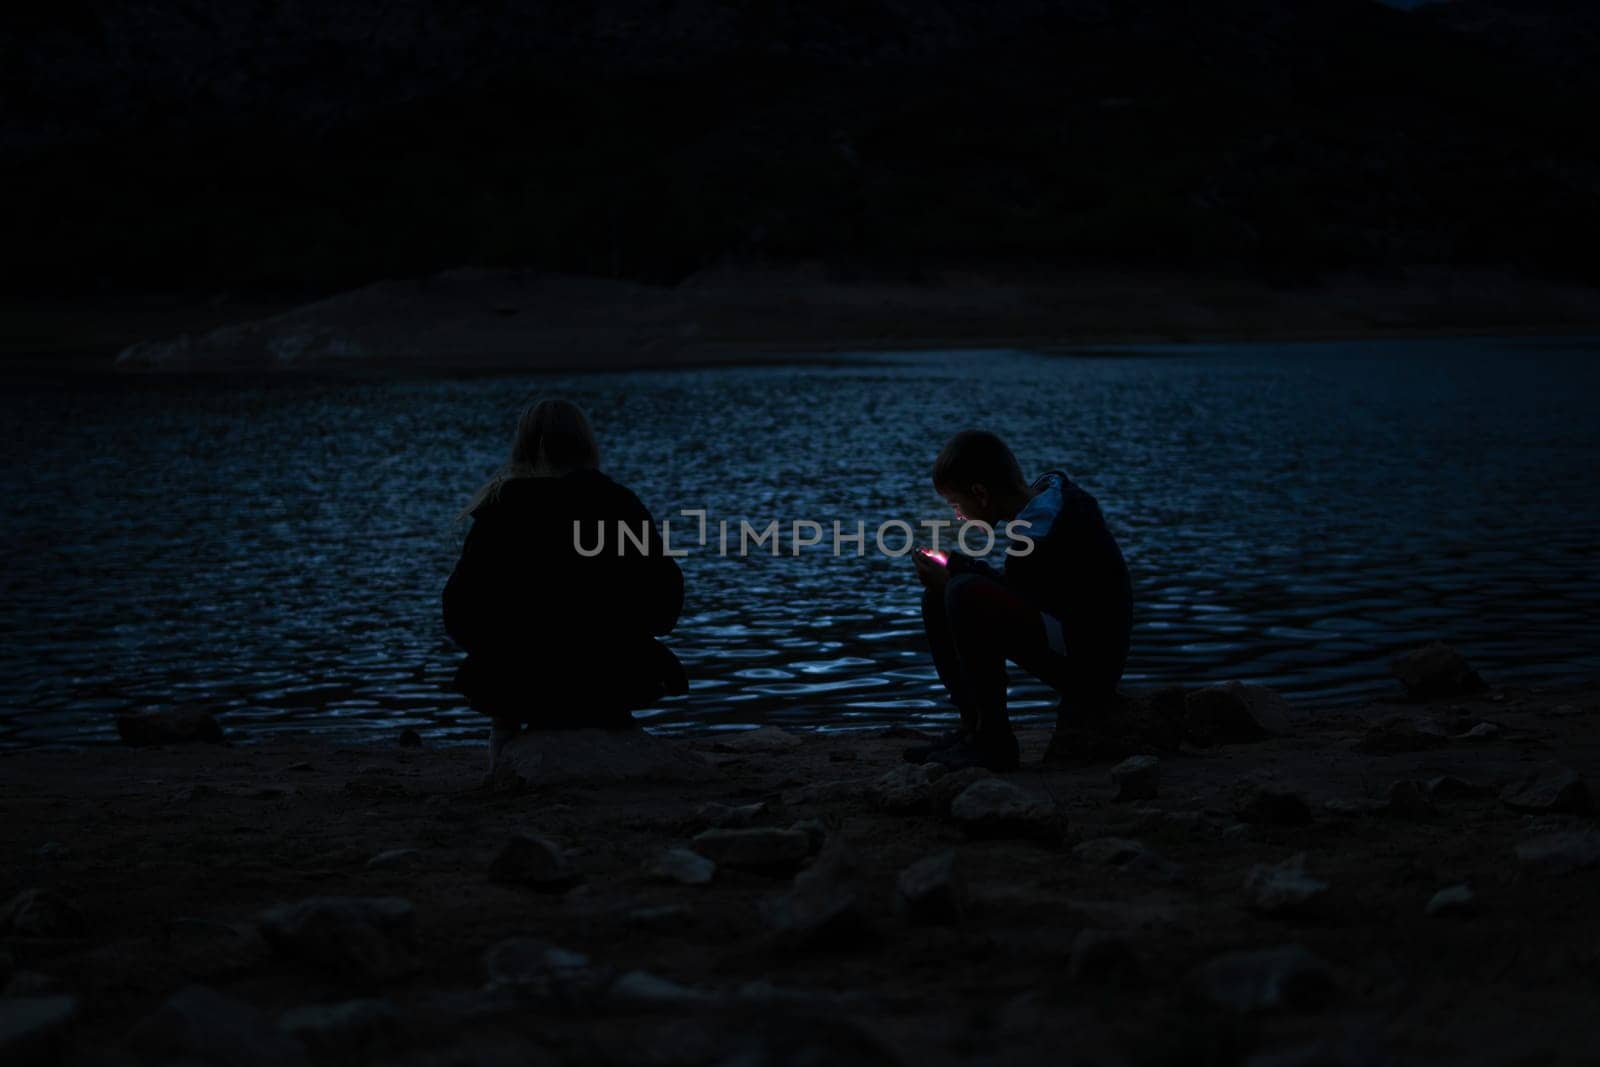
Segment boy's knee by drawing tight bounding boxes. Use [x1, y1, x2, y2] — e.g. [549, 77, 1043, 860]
[943, 572, 988, 617]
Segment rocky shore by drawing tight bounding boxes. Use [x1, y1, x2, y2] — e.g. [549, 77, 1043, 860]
[3, 672, 1599, 1066]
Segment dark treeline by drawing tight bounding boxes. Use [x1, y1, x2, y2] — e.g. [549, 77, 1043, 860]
[6, 0, 1599, 293]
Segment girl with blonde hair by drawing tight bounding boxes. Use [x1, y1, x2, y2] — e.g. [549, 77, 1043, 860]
[444, 399, 686, 766]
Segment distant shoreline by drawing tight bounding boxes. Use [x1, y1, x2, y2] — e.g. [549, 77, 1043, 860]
[7, 263, 1600, 377]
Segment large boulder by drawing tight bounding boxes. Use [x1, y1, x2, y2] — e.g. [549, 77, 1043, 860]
[1184, 683, 1292, 746]
[492, 729, 714, 790]
[258, 897, 417, 981]
[1389, 643, 1487, 701]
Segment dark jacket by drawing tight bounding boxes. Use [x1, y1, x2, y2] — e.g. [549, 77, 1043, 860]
[442, 469, 686, 721]
[952, 470, 1132, 684]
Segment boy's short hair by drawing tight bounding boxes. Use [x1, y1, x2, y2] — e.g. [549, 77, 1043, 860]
[933, 429, 1026, 492]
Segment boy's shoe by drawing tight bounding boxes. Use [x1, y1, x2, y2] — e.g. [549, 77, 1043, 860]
[902, 726, 972, 765]
[929, 730, 1020, 773]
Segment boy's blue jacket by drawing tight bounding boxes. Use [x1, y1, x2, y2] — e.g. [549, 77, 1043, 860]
[948, 470, 1132, 671]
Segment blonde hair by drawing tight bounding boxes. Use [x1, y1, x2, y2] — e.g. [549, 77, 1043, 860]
[462, 399, 600, 518]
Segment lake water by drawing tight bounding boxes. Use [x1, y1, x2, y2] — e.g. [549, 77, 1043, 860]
[2, 339, 1597, 748]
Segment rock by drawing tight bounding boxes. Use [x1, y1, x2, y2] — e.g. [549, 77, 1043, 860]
[0, 888, 81, 938]
[1515, 831, 1600, 876]
[788, 818, 830, 853]
[709, 726, 802, 753]
[871, 763, 946, 812]
[1386, 779, 1438, 821]
[1458, 722, 1501, 740]
[278, 999, 399, 1057]
[895, 850, 967, 925]
[647, 848, 716, 886]
[1184, 683, 1292, 745]
[1389, 643, 1487, 700]
[762, 838, 864, 944]
[1110, 755, 1160, 801]
[1068, 929, 1142, 986]
[1353, 716, 1450, 753]
[1501, 765, 1591, 815]
[128, 985, 308, 1066]
[1323, 798, 1387, 818]
[1044, 698, 1138, 763]
[696, 801, 768, 828]
[0, 996, 77, 1065]
[949, 778, 1057, 838]
[483, 939, 611, 1008]
[1189, 944, 1336, 1014]
[928, 766, 993, 814]
[1427, 775, 1490, 800]
[365, 849, 423, 872]
[115, 705, 226, 746]
[492, 729, 714, 790]
[489, 833, 575, 888]
[690, 828, 811, 871]
[1425, 884, 1476, 917]
[1244, 854, 1330, 918]
[606, 970, 710, 1008]
[397, 728, 423, 748]
[1072, 837, 1186, 884]
[1232, 780, 1313, 826]
[258, 897, 417, 981]
[1116, 686, 1189, 751]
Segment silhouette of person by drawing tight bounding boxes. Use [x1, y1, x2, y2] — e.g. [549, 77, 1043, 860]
[908, 430, 1132, 771]
[444, 399, 686, 766]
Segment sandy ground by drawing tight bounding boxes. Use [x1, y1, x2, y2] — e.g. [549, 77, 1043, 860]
[3, 680, 1599, 1065]
[8, 264, 1600, 375]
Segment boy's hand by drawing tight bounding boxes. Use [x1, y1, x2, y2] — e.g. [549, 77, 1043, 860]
[913, 550, 949, 591]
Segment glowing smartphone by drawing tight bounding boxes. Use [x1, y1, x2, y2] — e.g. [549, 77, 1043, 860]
[917, 547, 949, 567]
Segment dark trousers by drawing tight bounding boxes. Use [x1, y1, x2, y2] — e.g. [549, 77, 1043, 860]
[922, 573, 1122, 734]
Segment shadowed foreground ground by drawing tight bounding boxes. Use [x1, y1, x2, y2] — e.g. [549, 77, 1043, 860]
[2, 680, 1598, 1065]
